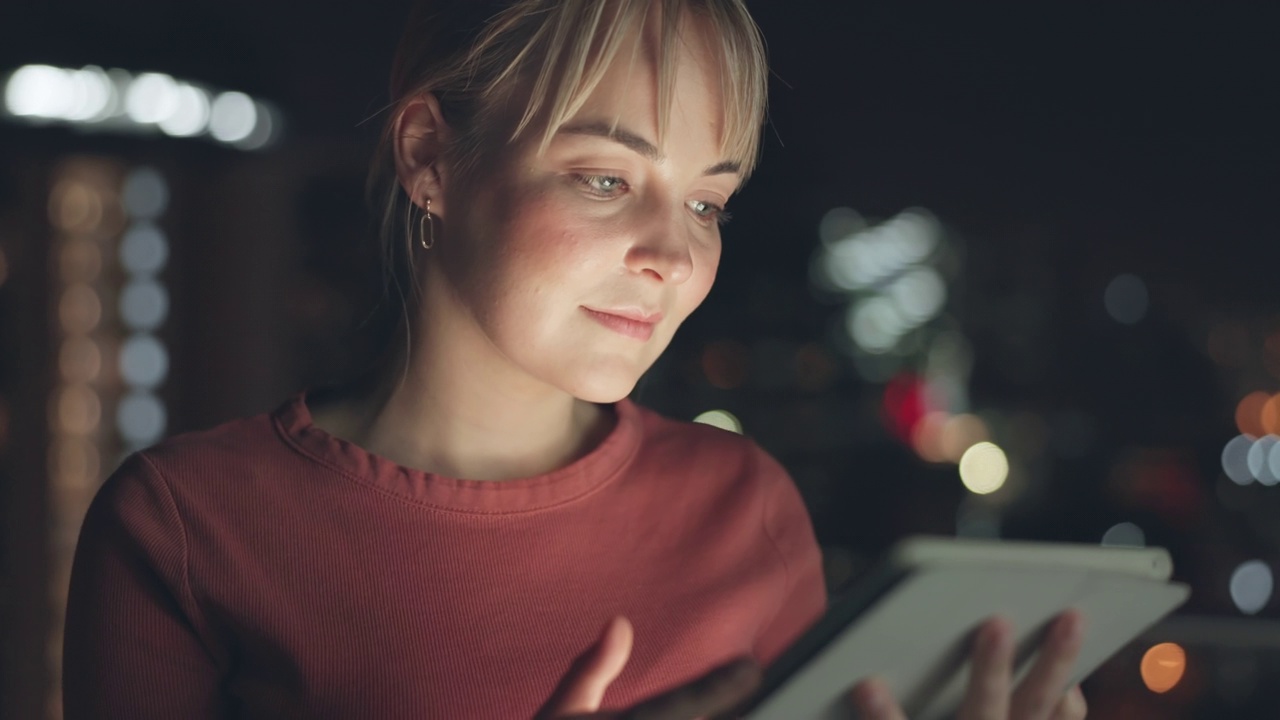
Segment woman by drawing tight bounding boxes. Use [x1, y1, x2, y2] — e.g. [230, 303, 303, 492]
[63, 1, 1088, 718]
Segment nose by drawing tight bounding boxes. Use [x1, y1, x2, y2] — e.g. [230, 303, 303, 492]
[624, 210, 694, 284]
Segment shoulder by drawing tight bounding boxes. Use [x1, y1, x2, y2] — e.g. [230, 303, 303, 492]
[625, 400, 792, 487]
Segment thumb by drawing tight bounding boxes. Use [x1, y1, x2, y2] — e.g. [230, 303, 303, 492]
[539, 616, 634, 718]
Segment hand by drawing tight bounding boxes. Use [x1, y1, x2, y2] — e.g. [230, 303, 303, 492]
[536, 616, 762, 720]
[850, 611, 1089, 720]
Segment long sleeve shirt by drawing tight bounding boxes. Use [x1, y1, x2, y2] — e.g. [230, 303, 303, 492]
[64, 392, 827, 719]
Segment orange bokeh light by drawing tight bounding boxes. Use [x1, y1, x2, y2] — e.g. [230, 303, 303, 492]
[1140, 642, 1186, 694]
[1263, 395, 1280, 436]
[1235, 392, 1270, 438]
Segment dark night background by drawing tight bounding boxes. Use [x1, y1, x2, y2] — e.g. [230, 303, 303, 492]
[2, 1, 1278, 718]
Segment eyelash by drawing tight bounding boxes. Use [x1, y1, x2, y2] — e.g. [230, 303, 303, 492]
[574, 174, 733, 227]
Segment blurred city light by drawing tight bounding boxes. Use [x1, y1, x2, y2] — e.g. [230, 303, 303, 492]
[1101, 521, 1146, 547]
[119, 279, 169, 330]
[3, 64, 277, 150]
[1229, 560, 1273, 615]
[1263, 394, 1280, 435]
[124, 72, 181, 124]
[119, 335, 169, 389]
[939, 413, 990, 463]
[693, 409, 743, 434]
[1140, 642, 1186, 693]
[1104, 273, 1149, 324]
[119, 223, 169, 274]
[117, 391, 166, 445]
[53, 385, 100, 436]
[58, 337, 101, 384]
[58, 284, 102, 334]
[1236, 391, 1271, 437]
[1247, 436, 1279, 486]
[958, 441, 1008, 495]
[122, 167, 169, 219]
[1222, 434, 1255, 486]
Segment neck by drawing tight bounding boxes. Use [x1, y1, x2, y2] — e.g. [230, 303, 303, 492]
[313, 293, 614, 482]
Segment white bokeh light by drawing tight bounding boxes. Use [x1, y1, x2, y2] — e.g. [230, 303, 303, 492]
[122, 167, 169, 219]
[1229, 560, 1273, 615]
[209, 91, 257, 143]
[158, 83, 210, 137]
[959, 442, 1009, 495]
[1222, 434, 1256, 486]
[887, 266, 947, 324]
[117, 391, 167, 445]
[693, 409, 743, 434]
[119, 335, 169, 388]
[1249, 435, 1280, 486]
[119, 279, 169, 330]
[119, 223, 169, 274]
[4, 65, 68, 117]
[1101, 522, 1146, 547]
[124, 72, 181, 124]
[848, 297, 905, 354]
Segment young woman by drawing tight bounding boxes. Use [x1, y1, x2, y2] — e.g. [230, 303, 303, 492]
[63, 1, 1088, 718]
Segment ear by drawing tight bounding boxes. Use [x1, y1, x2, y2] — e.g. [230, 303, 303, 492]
[393, 92, 453, 219]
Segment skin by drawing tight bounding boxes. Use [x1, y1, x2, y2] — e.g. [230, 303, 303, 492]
[316, 5, 1090, 719]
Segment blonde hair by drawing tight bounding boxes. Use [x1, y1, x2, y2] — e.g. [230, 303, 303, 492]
[366, 0, 767, 369]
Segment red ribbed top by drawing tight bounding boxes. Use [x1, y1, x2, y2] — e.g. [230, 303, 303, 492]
[63, 392, 826, 719]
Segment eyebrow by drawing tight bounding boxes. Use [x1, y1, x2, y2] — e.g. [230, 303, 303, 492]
[557, 121, 742, 177]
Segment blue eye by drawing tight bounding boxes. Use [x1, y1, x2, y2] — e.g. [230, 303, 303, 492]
[577, 175, 627, 196]
[690, 200, 733, 227]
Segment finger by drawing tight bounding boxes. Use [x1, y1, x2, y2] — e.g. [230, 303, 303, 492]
[1011, 611, 1085, 720]
[957, 617, 1014, 720]
[626, 657, 760, 720]
[1048, 685, 1088, 720]
[538, 616, 634, 718]
[848, 676, 908, 720]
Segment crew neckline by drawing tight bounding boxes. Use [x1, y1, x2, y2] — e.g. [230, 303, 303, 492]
[271, 390, 642, 515]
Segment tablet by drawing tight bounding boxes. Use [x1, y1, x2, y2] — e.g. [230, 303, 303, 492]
[743, 536, 1190, 720]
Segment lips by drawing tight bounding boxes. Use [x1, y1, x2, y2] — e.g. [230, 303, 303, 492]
[582, 306, 662, 341]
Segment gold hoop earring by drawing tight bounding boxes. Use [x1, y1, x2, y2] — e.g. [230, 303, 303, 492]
[419, 198, 435, 250]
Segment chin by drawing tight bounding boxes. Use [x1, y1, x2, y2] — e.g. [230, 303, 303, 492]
[561, 366, 645, 405]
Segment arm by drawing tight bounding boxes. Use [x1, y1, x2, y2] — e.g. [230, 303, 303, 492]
[63, 452, 228, 719]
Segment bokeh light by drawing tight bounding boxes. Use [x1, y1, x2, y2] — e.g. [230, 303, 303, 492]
[117, 391, 167, 445]
[1101, 522, 1146, 547]
[1104, 273, 1148, 324]
[209, 91, 257, 143]
[52, 385, 100, 436]
[119, 335, 169, 388]
[58, 284, 102, 334]
[1235, 392, 1271, 438]
[119, 223, 169, 275]
[119, 279, 169, 330]
[58, 337, 101, 384]
[1140, 643, 1186, 693]
[940, 413, 990, 462]
[124, 72, 180, 124]
[59, 239, 102, 284]
[958, 441, 1009, 495]
[1222, 434, 1256, 486]
[693, 409, 743, 434]
[1229, 560, 1273, 615]
[122, 167, 169, 219]
[1263, 394, 1280, 436]
[157, 83, 210, 137]
[49, 179, 103, 233]
[1247, 436, 1279, 486]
